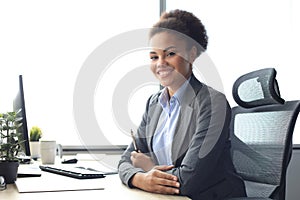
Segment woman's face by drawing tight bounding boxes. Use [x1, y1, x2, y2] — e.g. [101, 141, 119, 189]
[149, 32, 196, 96]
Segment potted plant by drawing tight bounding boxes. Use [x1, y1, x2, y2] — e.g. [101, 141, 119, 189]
[29, 126, 42, 159]
[0, 111, 23, 184]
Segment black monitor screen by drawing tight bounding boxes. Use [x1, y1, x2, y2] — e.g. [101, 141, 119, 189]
[13, 75, 30, 157]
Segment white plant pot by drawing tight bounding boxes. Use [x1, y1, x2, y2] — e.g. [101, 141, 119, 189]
[30, 141, 40, 159]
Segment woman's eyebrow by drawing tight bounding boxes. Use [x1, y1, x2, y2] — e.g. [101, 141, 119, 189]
[163, 46, 176, 52]
[149, 46, 176, 54]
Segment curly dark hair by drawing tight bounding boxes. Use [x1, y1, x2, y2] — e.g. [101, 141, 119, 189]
[149, 9, 208, 57]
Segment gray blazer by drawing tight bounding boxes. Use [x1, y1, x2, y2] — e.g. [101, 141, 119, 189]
[118, 74, 246, 199]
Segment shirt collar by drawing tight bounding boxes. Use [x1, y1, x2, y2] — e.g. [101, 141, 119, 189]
[159, 76, 191, 107]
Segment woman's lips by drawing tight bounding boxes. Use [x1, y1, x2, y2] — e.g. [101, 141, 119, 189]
[157, 68, 173, 78]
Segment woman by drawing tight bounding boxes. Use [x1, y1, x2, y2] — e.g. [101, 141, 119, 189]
[118, 9, 246, 199]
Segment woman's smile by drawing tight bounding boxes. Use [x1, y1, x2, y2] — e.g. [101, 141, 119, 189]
[156, 67, 174, 78]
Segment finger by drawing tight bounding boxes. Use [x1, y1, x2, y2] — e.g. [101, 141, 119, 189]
[153, 169, 178, 182]
[153, 185, 180, 195]
[157, 177, 180, 188]
[154, 165, 174, 171]
[130, 155, 135, 163]
[153, 166, 177, 181]
[132, 151, 147, 158]
[130, 153, 139, 163]
[131, 151, 138, 157]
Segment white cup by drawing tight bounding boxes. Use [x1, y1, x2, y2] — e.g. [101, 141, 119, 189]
[40, 140, 56, 164]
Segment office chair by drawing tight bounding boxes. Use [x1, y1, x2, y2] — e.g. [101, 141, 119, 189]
[228, 68, 300, 200]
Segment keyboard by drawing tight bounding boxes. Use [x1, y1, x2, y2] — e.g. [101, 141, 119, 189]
[39, 165, 105, 179]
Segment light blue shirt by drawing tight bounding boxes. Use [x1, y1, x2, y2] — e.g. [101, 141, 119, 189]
[152, 78, 190, 165]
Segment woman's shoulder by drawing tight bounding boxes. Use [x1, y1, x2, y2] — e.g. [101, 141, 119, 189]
[146, 89, 163, 106]
[190, 74, 227, 99]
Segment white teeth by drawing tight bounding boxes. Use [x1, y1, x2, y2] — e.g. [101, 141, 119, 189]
[159, 71, 170, 76]
[158, 70, 172, 77]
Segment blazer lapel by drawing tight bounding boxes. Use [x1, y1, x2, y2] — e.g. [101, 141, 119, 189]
[171, 75, 202, 163]
[172, 105, 194, 163]
[146, 102, 162, 154]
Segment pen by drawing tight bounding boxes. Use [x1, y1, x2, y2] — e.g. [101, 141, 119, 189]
[130, 129, 139, 152]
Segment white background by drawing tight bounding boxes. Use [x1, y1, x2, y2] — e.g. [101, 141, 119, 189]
[0, 0, 299, 145]
[167, 0, 300, 144]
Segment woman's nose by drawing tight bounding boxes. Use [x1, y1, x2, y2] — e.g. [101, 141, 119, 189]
[156, 57, 167, 67]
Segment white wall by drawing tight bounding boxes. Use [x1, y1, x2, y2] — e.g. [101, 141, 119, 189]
[0, 0, 159, 145]
[167, 0, 300, 143]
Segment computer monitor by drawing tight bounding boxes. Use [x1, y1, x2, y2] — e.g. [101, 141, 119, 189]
[13, 75, 31, 157]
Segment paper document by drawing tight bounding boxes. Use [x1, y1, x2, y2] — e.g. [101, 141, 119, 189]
[16, 171, 105, 193]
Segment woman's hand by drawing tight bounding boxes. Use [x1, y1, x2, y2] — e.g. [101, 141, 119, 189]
[131, 151, 155, 172]
[131, 165, 180, 195]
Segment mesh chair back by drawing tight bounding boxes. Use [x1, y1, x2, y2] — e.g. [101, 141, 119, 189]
[232, 68, 284, 108]
[230, 68, 300, 200]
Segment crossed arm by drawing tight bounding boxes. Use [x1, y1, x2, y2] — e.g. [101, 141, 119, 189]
[129, 151, 180, 195]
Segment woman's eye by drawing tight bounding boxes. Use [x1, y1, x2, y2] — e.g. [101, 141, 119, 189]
[167, 52, 176, 57]
[150, 56, 158, 60]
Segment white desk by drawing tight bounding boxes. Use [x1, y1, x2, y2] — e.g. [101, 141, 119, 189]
[2, 174, 189, 200]
[1, 155, 190, 200]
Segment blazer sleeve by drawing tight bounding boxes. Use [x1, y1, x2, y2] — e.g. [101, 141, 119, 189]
[118, 95, 155, 188]
[168, 88, 233, 196]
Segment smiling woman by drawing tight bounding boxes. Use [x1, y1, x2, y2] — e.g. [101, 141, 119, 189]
[118, 9, 247, 199]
